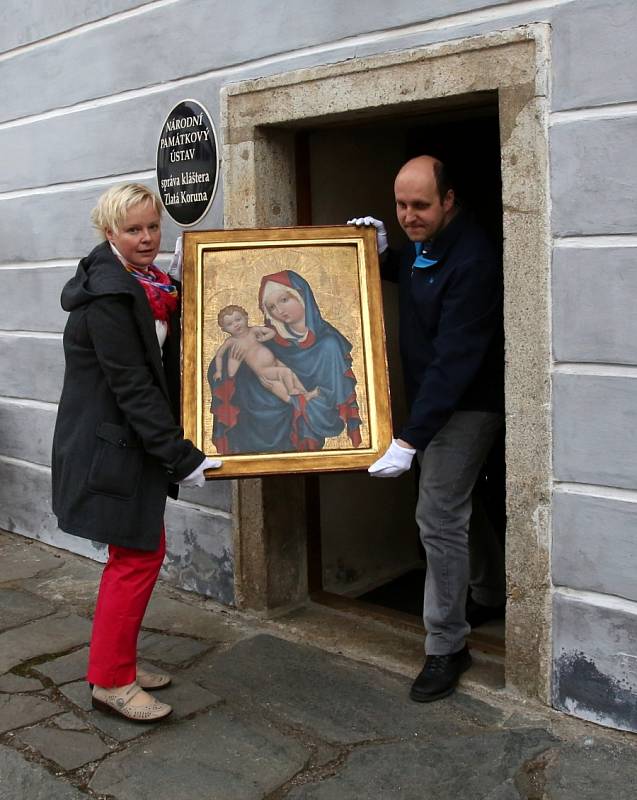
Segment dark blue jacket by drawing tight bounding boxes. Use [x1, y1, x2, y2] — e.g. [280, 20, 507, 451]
[383, 209, 504, 451]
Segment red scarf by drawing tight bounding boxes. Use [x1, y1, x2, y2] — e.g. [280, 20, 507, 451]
[124, 264, 179, 323]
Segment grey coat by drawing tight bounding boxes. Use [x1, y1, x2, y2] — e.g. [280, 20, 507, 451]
[51, 241, 204, 551]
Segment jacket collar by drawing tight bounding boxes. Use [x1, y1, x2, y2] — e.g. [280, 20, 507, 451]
[77, 242, 173, 402]
[417, 207, 466, 262]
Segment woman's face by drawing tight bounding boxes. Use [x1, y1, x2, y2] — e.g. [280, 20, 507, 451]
[265, 287, 305, 328]
[106, 201, 161, 270]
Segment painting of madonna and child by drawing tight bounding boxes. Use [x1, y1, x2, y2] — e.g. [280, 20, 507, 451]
[181, 226, 392, 478]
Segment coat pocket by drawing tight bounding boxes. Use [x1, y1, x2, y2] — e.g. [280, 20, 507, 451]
[87, 422, 143, 499]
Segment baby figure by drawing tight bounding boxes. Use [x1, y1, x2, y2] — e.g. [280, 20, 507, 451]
[213, 305, 319, 404]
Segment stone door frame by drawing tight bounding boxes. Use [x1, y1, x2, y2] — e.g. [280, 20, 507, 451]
[221, 24, 552, 701]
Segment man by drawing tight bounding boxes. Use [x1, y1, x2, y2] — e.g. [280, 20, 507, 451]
[349, 155, 505, 702]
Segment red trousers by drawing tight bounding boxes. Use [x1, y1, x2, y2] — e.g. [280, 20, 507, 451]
[87, 528, 166, 687]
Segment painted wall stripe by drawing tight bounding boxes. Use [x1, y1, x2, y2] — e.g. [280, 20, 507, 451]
[0, 454, 50, 472]
[0, 1, 178, 62]
[0, 170, 155, 201]
[553, 585, 637, 614]
[553, 363, 637, 378]
[0, 330, 63, 340]
[551, 101, 637, 125]
[554, 235, 637, 248]
[554, 482, 637, 505]
[0, 253, 173, 270]
[0, 396, 58, 411]
[0, 260, 78, 270]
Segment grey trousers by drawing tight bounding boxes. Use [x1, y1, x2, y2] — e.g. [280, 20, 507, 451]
[416, 411, 505, 655]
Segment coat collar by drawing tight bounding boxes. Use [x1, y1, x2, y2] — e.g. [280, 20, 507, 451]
[417, 207, 466, 263]
[71, 241, 174, 402]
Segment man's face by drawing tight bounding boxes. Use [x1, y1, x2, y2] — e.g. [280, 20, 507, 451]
[394, 165, 455, 242]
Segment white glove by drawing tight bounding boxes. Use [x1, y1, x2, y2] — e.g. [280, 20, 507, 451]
[368, 439, 416, 478]
[178, 456, 222, 488]
[347, 216, 388, 255]
[169, 234, 183, 279]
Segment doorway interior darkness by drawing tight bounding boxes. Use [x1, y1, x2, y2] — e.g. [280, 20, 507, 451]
[297, 101, 506, 658]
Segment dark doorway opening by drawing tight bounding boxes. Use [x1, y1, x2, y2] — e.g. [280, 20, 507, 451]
[297, 97, 506, 656]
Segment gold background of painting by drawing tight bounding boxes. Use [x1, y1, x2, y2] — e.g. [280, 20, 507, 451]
[201, 243, 370, 453]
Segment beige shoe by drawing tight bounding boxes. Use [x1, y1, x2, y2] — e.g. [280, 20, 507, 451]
[92, 682, 172, 723]
[137, 666, 172, 690]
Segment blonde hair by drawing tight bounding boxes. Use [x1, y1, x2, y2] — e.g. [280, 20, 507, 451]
[90, 183, 162, 239]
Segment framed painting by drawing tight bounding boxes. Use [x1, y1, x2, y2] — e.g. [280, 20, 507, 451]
[181, 225, 392, 478]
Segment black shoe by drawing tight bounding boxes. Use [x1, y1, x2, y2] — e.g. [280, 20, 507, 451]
[409, 645, 472, 703]
[465, 596, 505, 629]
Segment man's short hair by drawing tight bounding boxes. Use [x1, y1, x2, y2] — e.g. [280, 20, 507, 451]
[218, 305, 249, 328]
[433, 160, 454, 203]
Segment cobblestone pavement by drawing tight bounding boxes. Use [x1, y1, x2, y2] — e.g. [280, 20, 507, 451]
[0, 530, 635, 800]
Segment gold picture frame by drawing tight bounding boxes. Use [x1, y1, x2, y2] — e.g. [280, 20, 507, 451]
[181, 225, 392, 478]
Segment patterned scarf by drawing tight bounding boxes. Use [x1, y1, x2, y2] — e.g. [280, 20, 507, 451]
[124, 264, 179, 323]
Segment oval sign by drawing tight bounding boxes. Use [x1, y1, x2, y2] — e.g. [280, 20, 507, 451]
[156, 99, 219, 226]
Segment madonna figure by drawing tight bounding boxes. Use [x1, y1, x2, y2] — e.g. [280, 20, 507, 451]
[210, 270, 361, 454]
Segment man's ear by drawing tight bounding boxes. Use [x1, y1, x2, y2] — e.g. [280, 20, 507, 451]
[443, 189, 455, 213]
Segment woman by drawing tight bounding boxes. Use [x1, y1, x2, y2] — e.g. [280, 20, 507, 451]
[210, 269, 361, 454]
[52, 184, 220, 722]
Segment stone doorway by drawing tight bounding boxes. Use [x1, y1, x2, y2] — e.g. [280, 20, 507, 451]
[222, 26, 551, 702]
